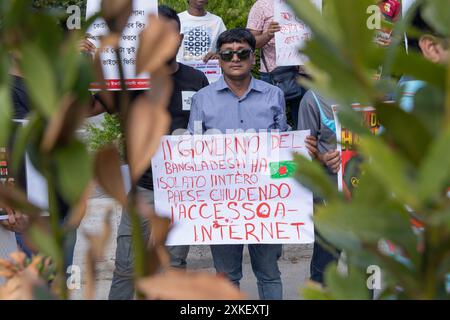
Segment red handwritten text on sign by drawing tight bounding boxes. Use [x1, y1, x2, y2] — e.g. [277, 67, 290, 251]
[152, 131, 314, 245]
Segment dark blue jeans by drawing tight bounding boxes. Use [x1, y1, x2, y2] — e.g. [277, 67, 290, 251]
[16, 227, 77, 271]
[15, 195, 77, 272]
[210, 244, 283, 300]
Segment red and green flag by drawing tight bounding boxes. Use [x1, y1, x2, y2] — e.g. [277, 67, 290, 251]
[270, 161, 297, 179]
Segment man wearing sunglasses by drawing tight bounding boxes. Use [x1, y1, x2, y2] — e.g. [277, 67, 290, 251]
[188, 28, 317, 300]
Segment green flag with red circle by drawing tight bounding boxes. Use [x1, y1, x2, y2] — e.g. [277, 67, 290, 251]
[270, 161, 297, 179]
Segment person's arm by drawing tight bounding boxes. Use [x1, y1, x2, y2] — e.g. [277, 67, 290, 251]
[247, 2, 280, 49]
[299, 92, 341, 171]
[249, 21, 281, 49]
[298, 92, 323, 159]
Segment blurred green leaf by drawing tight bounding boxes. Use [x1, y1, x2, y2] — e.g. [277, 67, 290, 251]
[376, 102, 432, 167]
[293, 153, 340, 202]
[28, 225, 61, 262]
[11, 113, 42, 175]
[21, 44, 58, 118]
[358, 136, 419, 209]
[412, 85, 445, 136]
[32, 285, 58, 300]
[352, 168, 419, 263]
[333, 0, 374, 62]
[417, 129, 450, 204]
[422, 0, 450, 37]
[313, 207, 362, 254]
[287, 0, 338, 50]
[392, 50, 446, 90]
[336, 106, 374, 137]
[324, 263, 371, 300]
[302, 282, 332, 300]
[58, 36, 83, 94]
[54, 140, 92, 204]
[0, 85, 13, 146]
[315, 202, 415, 253]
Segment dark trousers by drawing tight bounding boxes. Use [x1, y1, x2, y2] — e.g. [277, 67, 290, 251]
[310, 233, 340, 284]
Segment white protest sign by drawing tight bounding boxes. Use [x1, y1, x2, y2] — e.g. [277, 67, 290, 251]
[152, 131, 314, 245]
[182, 59, 222, 84]
[25, 154, 48, 210]
[274, 0, 322, 66]
[402, 0, 415, 16]
[86, 0, 158, 90]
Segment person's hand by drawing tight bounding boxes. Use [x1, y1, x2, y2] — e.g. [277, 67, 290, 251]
[265, 21, 281, 39]
[1, 208, 29, 233]
[79, 34, 96, 56]
[321, 150, 341, 174]
[305, 135, 318, 159]
[203, 51, 219, 63]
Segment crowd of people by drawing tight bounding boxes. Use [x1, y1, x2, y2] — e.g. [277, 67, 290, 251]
[1, 0, 448, 298]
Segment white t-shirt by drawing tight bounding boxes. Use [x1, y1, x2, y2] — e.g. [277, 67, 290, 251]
[177, 11, 227, 62]
[0, 228, 16, 285]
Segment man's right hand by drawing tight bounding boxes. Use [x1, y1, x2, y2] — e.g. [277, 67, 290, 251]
[265, 21, 281, 40]
[1, 208, 29, 233]
[321, 150, 341, 174]
[79, 35, 96, 56]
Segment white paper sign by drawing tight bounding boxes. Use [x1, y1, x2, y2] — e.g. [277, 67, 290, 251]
[152, 131, 314, 245]
[274, 0, 322, 66]
[25, 154, 48, 210]
[181, 91, 196, 111]
[86, 0, 158, 90]
[182, 59, 222, 84]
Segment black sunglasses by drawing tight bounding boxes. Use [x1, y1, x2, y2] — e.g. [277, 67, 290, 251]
[219, 48, 253, 62]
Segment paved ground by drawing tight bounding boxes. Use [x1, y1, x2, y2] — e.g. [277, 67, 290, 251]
[70, 193, 314, 300]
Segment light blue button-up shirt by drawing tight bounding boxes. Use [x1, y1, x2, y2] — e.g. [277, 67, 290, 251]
[188, 76, 290, 134]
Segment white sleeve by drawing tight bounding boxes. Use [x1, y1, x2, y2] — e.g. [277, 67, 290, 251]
[213, 17, 227, 52]
[219, 17, 227, 33]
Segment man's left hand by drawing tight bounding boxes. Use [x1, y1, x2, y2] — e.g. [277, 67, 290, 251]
[305, 135, 318, 159]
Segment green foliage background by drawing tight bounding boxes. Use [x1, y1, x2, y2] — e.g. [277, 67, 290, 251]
[33, 0, 85, 8]
[160, 0, 256, 29]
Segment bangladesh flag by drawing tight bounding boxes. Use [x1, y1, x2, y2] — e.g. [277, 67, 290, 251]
[270, 161, 297, 179]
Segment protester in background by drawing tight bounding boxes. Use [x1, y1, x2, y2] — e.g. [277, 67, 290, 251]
[107, 5, 210, 300]
[177, 0, 227, 63]
[188, 28, 318, 299]
[3, 53, 77, 269]
[247, 0, 307, 128]
[399, 6, 448, 112]
[297, 91, 341, 285]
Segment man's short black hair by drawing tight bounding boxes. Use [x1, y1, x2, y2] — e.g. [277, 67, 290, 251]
[408, 6, 449, 51]
[216, 28, 256, 52]
[158, 5, 181, 32]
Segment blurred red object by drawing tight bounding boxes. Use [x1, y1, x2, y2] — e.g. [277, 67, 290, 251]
[379, 0, 401, 22]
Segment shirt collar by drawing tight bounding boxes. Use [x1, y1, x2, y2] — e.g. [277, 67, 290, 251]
[216, 76, 264, 93]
